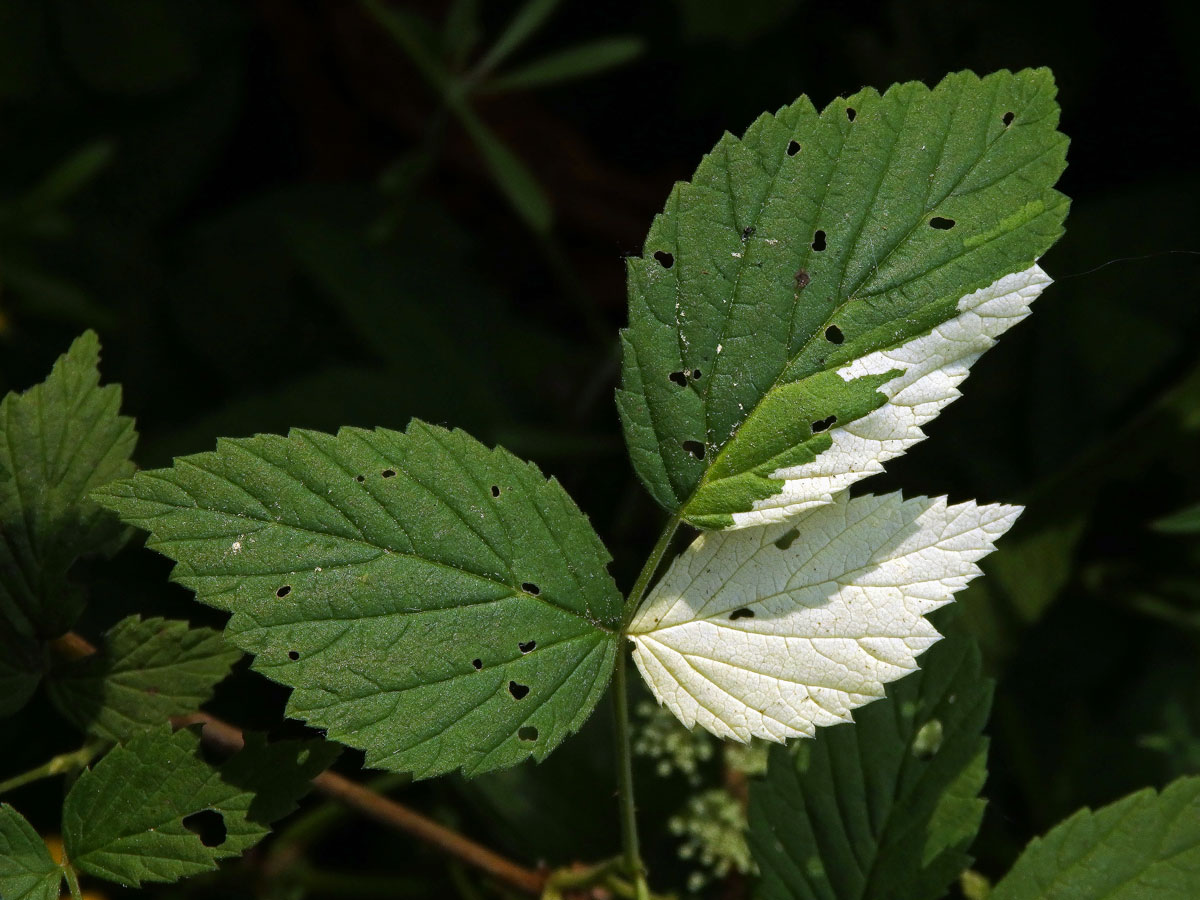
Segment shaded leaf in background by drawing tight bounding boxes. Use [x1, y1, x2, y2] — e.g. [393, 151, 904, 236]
[630, 492, 1015, 741]
[748, 631, 993, 900]
[62, 726, 337, 886]
[0, 629, 43, 718]
[481, 36, 645, 94]
[991, 776, 1200, 899]
[0, 803, 62, 900]
[46, 615, 242, 742]
[0, 330, 136, 638]
[618, 68, 1068, 529]
[1153, 502, 1200, 534]
[94, 421, 621, 778]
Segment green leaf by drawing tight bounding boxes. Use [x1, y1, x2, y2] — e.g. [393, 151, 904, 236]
[0, 804, 62, 900]
[474, 0, 560, 76]
[0, 330, 137, 639]
[618, 69, 1069, 530]
[747, 631, 993, 900]
[93, 421, 621, 778]
[0, 629, 43, 718]
[46, 616, 242, 742]
[481, 36, 644, 94]
[62, 726, 338, 886]
[1153, 502, 1200, 534]
[992, 776, 1200, 899]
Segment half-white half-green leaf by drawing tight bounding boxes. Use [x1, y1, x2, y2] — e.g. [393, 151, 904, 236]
[93, 421, 622, 779]
[618, 69, 1068, 530]
[628, 492, 1019, 741]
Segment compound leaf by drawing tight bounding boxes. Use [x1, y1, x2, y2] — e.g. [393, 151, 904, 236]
[0, 804, 63, 900]
[629, 491, 1017, 741]
[748, 631, 993, 900]
[991, 776, 1200, 900]
[46, 616, 242, 742]
[93, 421, 621, 778]
[0, 331, 137, 638]
[618, 69, 1068, 529]
[61, 726, 338, 887]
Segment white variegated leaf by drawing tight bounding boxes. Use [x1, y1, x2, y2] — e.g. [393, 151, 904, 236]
[629, 492, 1020, 742]
[728, 265, 1049, 528]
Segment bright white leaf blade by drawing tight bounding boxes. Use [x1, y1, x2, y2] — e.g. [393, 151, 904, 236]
[629, 492, 1019, 741]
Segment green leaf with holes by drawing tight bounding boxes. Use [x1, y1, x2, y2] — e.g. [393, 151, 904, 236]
[92, 421, 622, 779]
[618, 69, 1069, 530]
[747, 630, 993, 900]
[0, 330, 137, 639]
[991, 776, 1200, 900]
[61, 725, 337, 886]
[0, 804, 63, 900]
[46, 616, 242, 742]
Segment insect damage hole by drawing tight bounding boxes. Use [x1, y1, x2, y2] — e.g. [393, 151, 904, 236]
[509, 681, 530, 700]
[491, 485, 501, 497]
[846, 107, 857, 121]
[472, 658, 483, 670]
[786, 140, 801, 156]
[653, 250, 674, 269]
[729, 608, 755, 620]
[811, 230, 827, 252]
[774, 527, 800, 550]
[355, 474, 365, 483]
[741, 226, 755, 241]
[682, 439, 706, 460]
[519, 640, 537, 653]
[183, 810, 227, 848]
[691, 369, 702, 380]
[276, 585, 292, 598]
[518, 726, 539, 742]
[811, 415, 837, 433]
[287, 650, 300, 661]
[1003, 111, 1015, 126]
[929, 216, 956, 230]
[824, 324, 844, 344]
[521, 582, 541, 596]
[668, 370, 688, 387]
[381, 469, 396, 478]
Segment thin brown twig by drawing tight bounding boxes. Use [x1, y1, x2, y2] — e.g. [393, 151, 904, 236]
[53, 631, 548, 896]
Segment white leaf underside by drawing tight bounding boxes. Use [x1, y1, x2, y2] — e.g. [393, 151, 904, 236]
[629, 492, 1020, 742]
[728, 264, 1050, 529]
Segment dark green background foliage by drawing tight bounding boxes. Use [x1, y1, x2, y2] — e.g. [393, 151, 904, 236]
[2, 0, 1199, 897]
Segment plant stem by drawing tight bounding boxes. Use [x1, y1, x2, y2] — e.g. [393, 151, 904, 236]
[613, 649, 649, 900]
[63, 864, 83, 900]
[0, 742, 103, 796]
[614, 513, 682, 900]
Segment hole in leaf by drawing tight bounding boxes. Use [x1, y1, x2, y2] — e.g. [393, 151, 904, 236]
[691, 369, 702, 380]
[509, 681, 530, 700]
[356, 474, 365, 483]
[811, 230, 826, 252]
[276, 585, 291, 598]
[729, 608, 755, 620]
[288, 650, 300, 661]
[654, 250, 674, 269]
[491, 485, 501, 497]
[519, 640, 537, 653]
[519, 726, 538, 742]
[930, 216, 956, 230]
[811, 415, 837, 433]
[521, 582, 541, 595]
[824, 325, 844, 344]
[682, 440, 706, 460]
[297, 748, 311, 765]
[472, 658, 483, 670]
[1003, 111, 1014, 126]
[794, 269, 810, 291]
[741, 226, 756, 241]
[183, 810, 226, 848]
[668, 370, 688, 387]
[774, 527, 800, 550]
[787, 140, 801, 156]
[382, 469, 396, 478]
